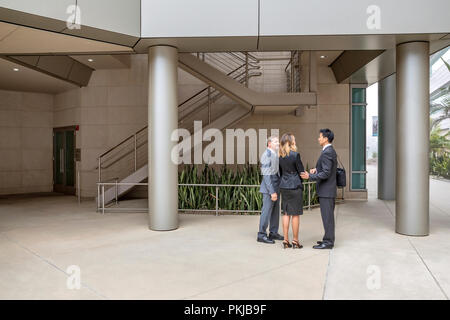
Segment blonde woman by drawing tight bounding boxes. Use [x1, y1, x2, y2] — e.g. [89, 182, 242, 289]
[279, 133, 305, 249]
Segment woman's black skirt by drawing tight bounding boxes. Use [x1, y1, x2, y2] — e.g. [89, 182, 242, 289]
[280, 187, 303, 215]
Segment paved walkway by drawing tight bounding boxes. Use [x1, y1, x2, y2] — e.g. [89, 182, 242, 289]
[0, 195, 330, 299]
[324, 164, 450, 299]
[0, 170, 449, 299]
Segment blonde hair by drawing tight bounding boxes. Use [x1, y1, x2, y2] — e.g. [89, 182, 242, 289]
[279, 133, 297, 157]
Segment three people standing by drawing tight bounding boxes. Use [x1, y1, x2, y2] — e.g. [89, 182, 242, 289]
[258, 129, 338, 250]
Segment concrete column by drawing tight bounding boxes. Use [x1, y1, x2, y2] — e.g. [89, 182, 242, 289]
[395, 41, 429, 236]
[378, 74, 396, 200]
[148, 45, 179, 231]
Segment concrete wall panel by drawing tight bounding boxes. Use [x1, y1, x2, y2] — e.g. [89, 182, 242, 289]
[76, 0, 140, 37]
[260, 0, 450, 36]
[0, 89, 53, 195]
[141, 0, 258, 38]
[0, 0, 75, 25]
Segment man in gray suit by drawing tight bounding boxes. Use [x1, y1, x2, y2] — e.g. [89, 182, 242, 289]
[257, 136, 283, 244]
[301, 129, 337, 249]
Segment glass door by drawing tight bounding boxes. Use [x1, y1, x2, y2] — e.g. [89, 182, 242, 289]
[350, 85, 368, 191]
[53, 127, 76, 194]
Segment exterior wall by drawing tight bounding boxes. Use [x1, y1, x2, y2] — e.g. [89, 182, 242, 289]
[0, 0, 141, 37]
[72, 55, 148, 197]
[2, 0, 449, 40]
[259, 0, 450, 36]
[250, 52, 291, 93]
[0, 90, 53, 194]
[140, 0, 450, 38]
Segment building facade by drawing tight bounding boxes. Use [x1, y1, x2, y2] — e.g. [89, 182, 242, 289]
[1, 0, 449, 235]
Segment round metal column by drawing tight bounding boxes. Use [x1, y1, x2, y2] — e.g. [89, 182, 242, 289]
[378, 74, 396, 200]
[148, 45, 179, 231]
[395, 41, 429, 236]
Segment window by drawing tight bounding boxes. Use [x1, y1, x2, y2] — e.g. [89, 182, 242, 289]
[350, 86, 367, 190]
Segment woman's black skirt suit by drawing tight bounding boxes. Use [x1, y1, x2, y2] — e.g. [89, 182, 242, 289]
[279, 151, 305, 215]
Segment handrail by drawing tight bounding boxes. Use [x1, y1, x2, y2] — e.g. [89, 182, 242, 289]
[101, 65, 260, 161]
[228, 52, 255, 65]
[241, 52, 259, 63]
[99, 139, 147, 171]
[178, 66, 260, 114]
[208, 52, 259, 70]
[180, 67, 260, 114]
[98, 51, 262, 184]
[284, 58, 292, 72]
[99, 125, 147, 158]
[98, 76, 259, 173]
[180, 72, 261, 123]
[178, 63, 247, 108]
[285, 51, 301, 92]
[208, 52, 260, 71]
[204, 54, 241, 72]
[100, 53, 256, 162]
[226, 105, 255, 129]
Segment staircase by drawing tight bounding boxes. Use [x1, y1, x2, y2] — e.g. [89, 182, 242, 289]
[178, 53, 316, 112]
[97, 51, 318, 207]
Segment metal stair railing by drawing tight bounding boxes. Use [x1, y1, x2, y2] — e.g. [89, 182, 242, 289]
[178, 59, 257, 113]
[179, 65, 261, 125]
[97, 52, 262, 190]
[285, 50, 301, 92]
[181, 72, 262, 133]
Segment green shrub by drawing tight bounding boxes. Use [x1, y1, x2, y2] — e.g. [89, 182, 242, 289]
[178, 164, 319, 214]
[429, 125, 450, 179]
[430, 152, 450, 179]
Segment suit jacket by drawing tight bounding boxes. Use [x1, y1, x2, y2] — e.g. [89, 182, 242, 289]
[279, 151, 304, 190]
[259, 148, 280, 194]
[309, 145, 337, 198]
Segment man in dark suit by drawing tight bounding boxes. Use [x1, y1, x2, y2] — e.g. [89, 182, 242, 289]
[258, 136, 283, 244]
[301, 129, 337, 249]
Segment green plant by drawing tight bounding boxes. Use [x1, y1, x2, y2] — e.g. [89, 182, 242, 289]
[430, 96, 450, 130]
[178, 163, 319, 214]
[429, 125, 450, 179]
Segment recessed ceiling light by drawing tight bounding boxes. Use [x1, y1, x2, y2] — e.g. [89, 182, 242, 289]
[320, 55, 327, 59]
[13, 68, 19, 71]
[87, 58, 94, 62]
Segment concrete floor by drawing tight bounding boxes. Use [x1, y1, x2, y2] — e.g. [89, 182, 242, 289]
[0, 165, 449, 299]
[0, 195, 330, 300]
[323, 164, 450, 299]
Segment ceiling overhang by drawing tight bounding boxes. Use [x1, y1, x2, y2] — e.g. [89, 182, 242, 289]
[1, 55, 93, 86]
[330, 50, 385, 84]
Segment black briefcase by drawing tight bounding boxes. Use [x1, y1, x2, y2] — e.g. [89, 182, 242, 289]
[336, 156, 346, 188]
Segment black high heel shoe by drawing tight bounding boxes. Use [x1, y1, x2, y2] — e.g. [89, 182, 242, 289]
[292, 240, 303, 249]
[282, 240, 292, 249]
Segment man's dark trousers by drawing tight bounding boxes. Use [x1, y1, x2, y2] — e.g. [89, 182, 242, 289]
[319, 197, 335, 245]
[309, 145, 338, 246]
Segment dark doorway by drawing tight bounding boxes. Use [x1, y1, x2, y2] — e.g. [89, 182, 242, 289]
[53, 127, 76, 195]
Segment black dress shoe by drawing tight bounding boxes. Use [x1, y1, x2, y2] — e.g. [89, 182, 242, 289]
[313, 242, 333, 249]
[317, 241, 323, 244]
[257, 235, 275, 244]
[268, 233, 284, 241]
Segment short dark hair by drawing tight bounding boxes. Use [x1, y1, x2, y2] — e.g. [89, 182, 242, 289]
[319, 128, 334, 143]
